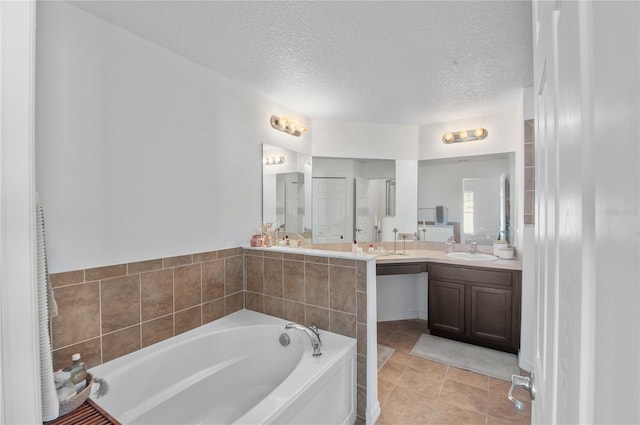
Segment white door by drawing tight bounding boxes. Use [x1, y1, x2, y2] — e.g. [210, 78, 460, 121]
[533, 1, 640, 423]
[313, 178, 346, 243]
[355, 177, 371, 242]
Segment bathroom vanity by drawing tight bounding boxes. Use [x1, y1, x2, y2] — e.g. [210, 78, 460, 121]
[376, 251, 521, 353]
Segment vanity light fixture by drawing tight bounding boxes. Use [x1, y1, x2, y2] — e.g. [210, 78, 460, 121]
[264, 156, 285, 166]
[270, 115, 307, 137]
[442, 127, 488, 144]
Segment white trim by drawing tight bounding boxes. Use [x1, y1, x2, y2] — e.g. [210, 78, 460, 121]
[365, 259, 380, 425]
[0, 0, 40, 423]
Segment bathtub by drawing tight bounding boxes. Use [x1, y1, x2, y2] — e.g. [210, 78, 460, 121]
[89, 310, 357, 425]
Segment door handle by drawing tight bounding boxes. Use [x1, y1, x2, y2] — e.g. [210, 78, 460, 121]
[508, 372, 536, 410]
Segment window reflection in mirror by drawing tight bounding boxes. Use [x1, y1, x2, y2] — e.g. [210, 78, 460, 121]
[418, 153, 512, 245]
[312, 157, 395, 244]
[262, 144, 312, 242]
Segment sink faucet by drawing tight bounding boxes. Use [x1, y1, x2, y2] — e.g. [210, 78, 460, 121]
[285, 323, 322, 357]
[469, 241, 478, 254]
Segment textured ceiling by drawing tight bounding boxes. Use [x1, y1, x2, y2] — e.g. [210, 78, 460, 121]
[68, 1, 533, 126]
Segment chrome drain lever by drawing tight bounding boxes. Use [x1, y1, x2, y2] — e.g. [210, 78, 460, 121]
[508, 372, 535, 410]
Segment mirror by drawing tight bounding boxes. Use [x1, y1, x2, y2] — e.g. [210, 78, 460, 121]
[312, 157, 395, 244]
[418, 153, 512, 245]
[262, 144, 312, 242]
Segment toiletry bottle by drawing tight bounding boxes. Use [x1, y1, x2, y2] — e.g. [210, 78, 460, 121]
[368, 244, 374, 254]
[285, 235, 290, 246]
[352, 240, 358, 253]
[54, 370, 76, 401]
[445, 236, 455, 253]
[63, 353, 87, 392]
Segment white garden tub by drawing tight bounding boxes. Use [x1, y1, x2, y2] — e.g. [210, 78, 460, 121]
[89, 310, 356, 425]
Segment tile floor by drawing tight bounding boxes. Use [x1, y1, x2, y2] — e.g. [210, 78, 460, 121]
[373, 320, 531, 425]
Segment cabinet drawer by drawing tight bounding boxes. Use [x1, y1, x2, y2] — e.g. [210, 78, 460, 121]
[377, 262, 427, 275]
[429, 264, 512, 287]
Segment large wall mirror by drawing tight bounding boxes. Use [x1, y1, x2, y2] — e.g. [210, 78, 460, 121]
[312, 157, 396, 244]
[262, 144, 312, 241]
[418, 153, 513, 245]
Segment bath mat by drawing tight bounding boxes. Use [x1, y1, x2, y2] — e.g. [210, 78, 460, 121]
[377, 344, 395, 370]
[410, 334, 518, 381]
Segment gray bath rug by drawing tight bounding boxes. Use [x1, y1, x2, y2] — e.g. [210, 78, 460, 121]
[377, 344, 395, 370]
[410, 334, 519, 381]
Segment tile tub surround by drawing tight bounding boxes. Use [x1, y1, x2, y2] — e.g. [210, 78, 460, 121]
[244, 248, 372, 421]
[49, 248, 244, 371]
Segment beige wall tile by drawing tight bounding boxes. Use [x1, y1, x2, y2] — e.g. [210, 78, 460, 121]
[218, 248, 239, 258]
[357, 261, 367, 292]
[202, 259, 224, 302]
[163, 254, 193, 268]
[174, 264, 201, 311]
[102, 326, 141, 363]
[330, 258, 356, 268]
[142, 315, 174, 348]
[264, 296, 283, 318]
[49, 270, 84, 288]
[357, 291, 367, 323]
[330, 266, 356, 314]
[52, 337, 101, 370]
[246, 255, 264, 293]
[331, 310, 356, 338]
[357, 323, 367, 356]
[224, 256, 243, 294]
[246, 291, 264, 313]
[263, 257, 283, 297]
[141, 269, 173, 321]
[193, 250, 218, 263]
[304, 255, 328, 264]
[127, 259, 163, 275]
[283, 253, 304, 261]
[101, 275, 141, 334]
[175, 306, 202, 335]
[283, 300, 305, 324]
[263, 251, 283, 259]
[85, 264, 127, 281]
[357, 353, 366, 387]
[305, 262, 329, 307]
[283, 260, 304, 302]
[225, 292, 243, 314]
[203, 299, 225, 324]
[52, 282, 100, 349]
[305, 305, 330, 331]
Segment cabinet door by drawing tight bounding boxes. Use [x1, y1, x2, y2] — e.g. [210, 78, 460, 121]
[428, 279, 465, 335]
[470, 285, 512, 344]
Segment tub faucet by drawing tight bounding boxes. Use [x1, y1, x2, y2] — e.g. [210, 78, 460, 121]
[285, 323, 322, 357]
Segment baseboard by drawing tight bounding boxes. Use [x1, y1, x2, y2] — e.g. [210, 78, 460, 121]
[518, 356, 533, 373]
[366, 400, 380, 425]
[377, 310, 426, 322]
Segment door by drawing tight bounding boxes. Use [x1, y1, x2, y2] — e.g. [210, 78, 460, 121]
[533, 1, 640, 423]
[312, 178, 346, 243]
[470, 285, 512, 345]
[428, 279, 465, 336]
[354, 177, 371, 242]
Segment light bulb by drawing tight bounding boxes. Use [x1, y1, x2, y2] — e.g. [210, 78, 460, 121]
[443, 132, 455, 142]
[298, 124, 307, 134]
[459, 130, 468, 139]
[474, 128, 485, 138]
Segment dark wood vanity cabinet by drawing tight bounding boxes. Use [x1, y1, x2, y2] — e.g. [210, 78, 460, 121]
[428, 263, 521, 353]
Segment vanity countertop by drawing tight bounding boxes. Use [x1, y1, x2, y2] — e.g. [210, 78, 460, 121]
[375, 249, 522, 271]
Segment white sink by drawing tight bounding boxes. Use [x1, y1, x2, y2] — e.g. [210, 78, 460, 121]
[446, 252, 498, 262]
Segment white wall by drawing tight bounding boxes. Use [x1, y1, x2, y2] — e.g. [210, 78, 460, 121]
[36, 2, 309, 272]
[311, 118, 419, 159]
[377, 273, 428, 321]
